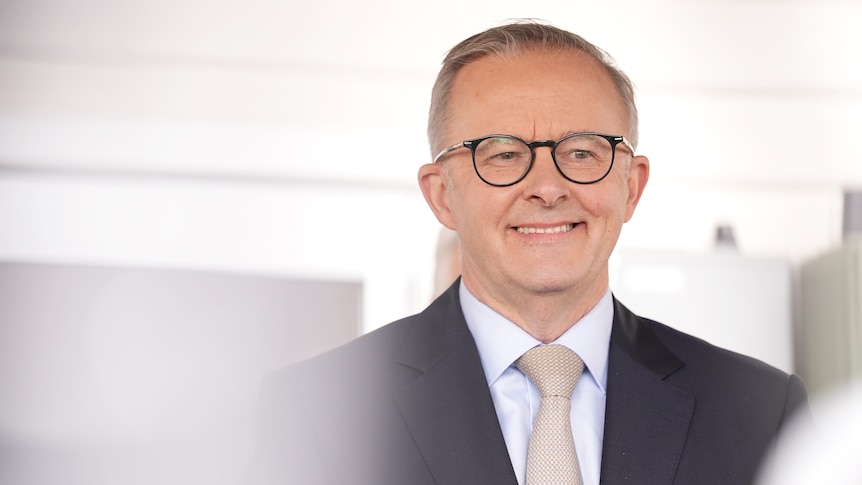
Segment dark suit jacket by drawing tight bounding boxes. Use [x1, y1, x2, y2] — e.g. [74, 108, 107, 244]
[247, 281, 809, 485]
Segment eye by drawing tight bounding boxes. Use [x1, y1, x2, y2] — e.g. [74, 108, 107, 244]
[475, 137, 530, 166]
[556, 135, 612, 165]
[569, 149, 594, 160]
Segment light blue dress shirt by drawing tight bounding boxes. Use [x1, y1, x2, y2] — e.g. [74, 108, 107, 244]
[459, 282, 613, 485]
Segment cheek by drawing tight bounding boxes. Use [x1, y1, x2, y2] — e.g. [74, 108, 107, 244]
[454, 182, 510, 221]
[449, 184, 497, 233]
[591, 198, 605, 217]
[580, 185, 628, 226]
[578, 187, 611, 218]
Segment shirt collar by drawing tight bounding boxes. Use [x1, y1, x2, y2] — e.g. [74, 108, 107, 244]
[460, 281, 613, 393]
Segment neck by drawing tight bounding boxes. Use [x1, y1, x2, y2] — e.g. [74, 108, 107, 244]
[462, 276, 608, 343]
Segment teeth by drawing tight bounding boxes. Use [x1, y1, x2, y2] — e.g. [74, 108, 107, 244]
[516, 224, 575, 234]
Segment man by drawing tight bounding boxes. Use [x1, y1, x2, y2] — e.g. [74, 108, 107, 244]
[247, 21, 808, 485]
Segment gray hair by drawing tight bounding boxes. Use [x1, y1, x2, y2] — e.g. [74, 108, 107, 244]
[427, 20, 639, 156]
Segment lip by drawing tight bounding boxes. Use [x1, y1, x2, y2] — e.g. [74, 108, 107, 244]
[513, 223, 578, 235]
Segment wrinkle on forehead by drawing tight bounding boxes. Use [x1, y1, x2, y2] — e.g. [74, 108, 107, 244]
[445, 50, 629, 145]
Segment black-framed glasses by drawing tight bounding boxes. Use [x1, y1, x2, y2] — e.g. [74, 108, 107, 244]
[433, 132, 634, 187]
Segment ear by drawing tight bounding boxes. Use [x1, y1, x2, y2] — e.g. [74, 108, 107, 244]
[623, 155, 650, 222]
[418, 162, 457, 230]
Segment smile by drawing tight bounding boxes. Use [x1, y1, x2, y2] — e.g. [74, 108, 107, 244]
[515, 223, 576, 234]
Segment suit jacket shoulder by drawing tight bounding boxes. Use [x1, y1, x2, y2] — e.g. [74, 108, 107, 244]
[601, 299, 809, 485]
[245, 283, 516, 485]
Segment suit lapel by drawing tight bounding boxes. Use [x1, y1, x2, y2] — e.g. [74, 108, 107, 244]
[389, 287, 694, 485]
[393, 283, 518, 485]
[600, 299, 694, 485]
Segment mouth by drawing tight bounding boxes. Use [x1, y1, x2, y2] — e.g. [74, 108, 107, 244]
[514, 223, 577, 234]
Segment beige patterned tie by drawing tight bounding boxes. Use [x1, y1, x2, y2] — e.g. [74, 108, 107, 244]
[517, 344, 585, 485]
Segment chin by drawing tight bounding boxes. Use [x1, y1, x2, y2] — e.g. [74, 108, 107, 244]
[519, 274, 579, 295]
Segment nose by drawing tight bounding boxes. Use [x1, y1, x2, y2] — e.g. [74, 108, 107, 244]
[521, 147, 569, 207]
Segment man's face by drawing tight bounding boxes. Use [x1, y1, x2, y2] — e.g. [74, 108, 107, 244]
[419, 49, 649, 307]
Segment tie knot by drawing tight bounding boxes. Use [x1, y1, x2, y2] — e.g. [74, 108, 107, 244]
[516, 344, 584, 398]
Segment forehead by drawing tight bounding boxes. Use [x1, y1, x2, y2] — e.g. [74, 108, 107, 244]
[445, 49, 627, 140]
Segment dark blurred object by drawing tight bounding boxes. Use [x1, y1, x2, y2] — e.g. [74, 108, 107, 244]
[843, 189, 862, 238]
[714, 224, 738, 251]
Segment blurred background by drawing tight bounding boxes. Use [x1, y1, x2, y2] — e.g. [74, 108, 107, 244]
[1, 0, 860, 483]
